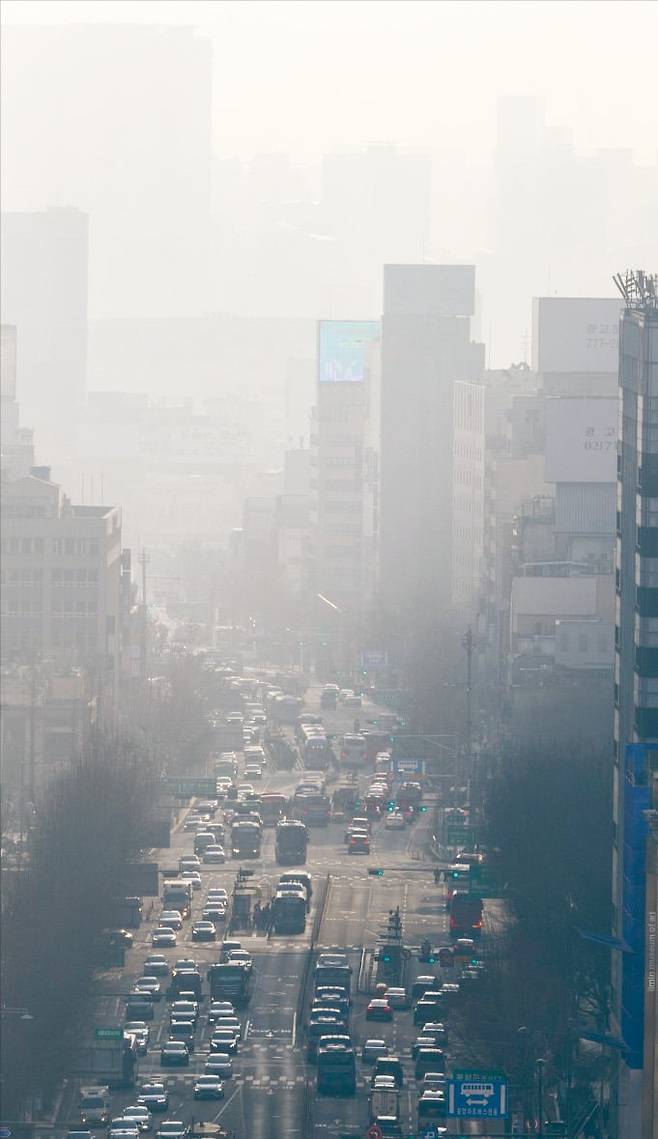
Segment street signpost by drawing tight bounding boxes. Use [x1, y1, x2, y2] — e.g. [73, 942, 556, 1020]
[162, 776, 217, 798]
[95, 1027, 123, 1041]
[448, 1070, 508, 1119]
[365, 1125, 383, 1139]
[445, 823, 478, 846]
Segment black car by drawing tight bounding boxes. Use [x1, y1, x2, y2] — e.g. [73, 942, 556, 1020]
[160, 1041, 190, 1067]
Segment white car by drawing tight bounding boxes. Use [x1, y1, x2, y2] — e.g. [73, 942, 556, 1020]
[152, 928, 176, 947]
[159, 911, 183, 930]
[203, 845, 226, 864]
[110, 1121, 140, 1139]
[178, 855, 201, 871]
[122, 1106, 152, 1133]
[207, 888, 228, 903]
[244, 764, 263, 780]
[180, 870, 202, 890]
[384, 811, 406, 830]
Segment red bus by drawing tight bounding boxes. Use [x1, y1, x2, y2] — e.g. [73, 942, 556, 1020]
[449, 890, 483, 939]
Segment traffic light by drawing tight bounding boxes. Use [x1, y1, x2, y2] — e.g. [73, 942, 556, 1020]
[380, 951, 392, 963]
[368, 867, 385, 877]
[427, 954, 437, 965]
[418, 805, 428, 812]
[386, 800, 395, 812]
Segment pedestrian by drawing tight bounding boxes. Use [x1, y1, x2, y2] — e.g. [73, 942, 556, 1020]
[433, 867, 441, 885]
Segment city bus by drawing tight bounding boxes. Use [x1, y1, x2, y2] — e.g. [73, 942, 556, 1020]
[449, 891, 484, 938]
[317, 1041, 356, 1094]
[260, 792, 288, 827]
[340, 734, 368, 769]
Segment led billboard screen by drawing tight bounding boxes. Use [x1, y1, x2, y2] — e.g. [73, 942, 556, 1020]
[544, 397, 617, 483]
[318, 320, 379, 383]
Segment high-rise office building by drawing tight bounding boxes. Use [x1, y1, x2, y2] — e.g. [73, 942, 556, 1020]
[311, 320, 380, 613]
[379, 265, 484, 625]
[0, 325, 35, 480]
[612, 271, 658, 1138]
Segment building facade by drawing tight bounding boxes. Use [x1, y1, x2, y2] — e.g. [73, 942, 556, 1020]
[612, 272, 658, 1137]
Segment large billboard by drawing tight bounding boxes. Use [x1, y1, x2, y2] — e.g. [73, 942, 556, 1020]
[544, 397, 617, 483]
[533, 297, 623, 374]
[318, 320, 379, 383]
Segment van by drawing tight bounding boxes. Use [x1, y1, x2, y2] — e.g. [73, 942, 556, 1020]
[371, 1056, 404, 1088]
[124, 1000, 154, 1021]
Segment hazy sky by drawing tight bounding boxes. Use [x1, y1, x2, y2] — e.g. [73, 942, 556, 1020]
[4, 0, 658, 164]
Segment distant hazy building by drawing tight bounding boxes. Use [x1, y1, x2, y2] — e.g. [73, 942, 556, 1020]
[612, 272, 658, 1138]
[379, 265, 484, 626]
[1, 324, 34, 480]
[1, 23, 212, 319]
[0, 208, 88, 459]
[0, 470, 122, 717]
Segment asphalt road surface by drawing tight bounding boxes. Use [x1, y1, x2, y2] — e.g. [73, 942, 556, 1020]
[59, 686, 502, 1139]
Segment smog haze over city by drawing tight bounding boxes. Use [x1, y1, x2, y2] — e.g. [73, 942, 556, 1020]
[1, 3, 658, 1139]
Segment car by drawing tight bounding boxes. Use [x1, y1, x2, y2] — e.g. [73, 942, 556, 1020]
[422, 1073, 448, 1093]
[203, 845, 226, 864]
[221, 939, 242, 959]
[109, 1121, 140, 1139]
[151, 927, 177, 947]
[173, 957, 197, 972]
[414, 1047, 446, 1079]
[67, 1132, 93, 1139]
[193, 1075, 225, 1100]
[226, 949, 253, 970]
[348, 833, 370, 854]
[183, 815, 206, 832]
[421, 1022, 448, 1046]
[412, 976, 440, 1001]
[160, 1041, 189, 1067]
[344, 693, 362, 708]
[384, 987, 409, 1010]
[122, 1107, 152, 1133]
[384, 811, 406, 830]
[192, 920, 217, 942]
[170, 999, 198, 1022]
[136, 1084, 169, 1112]
[204, 1053, 233, 1079]
[414, 999, 445, 1026]
[109, 928, 134, 948]
[207, 887, 229, 902]
[197, 800, 218, 815]
[208, 1001, 236, 1023]
[216, 778, 233, 797]
[371, 1056, 404, 1088]
[366, 998, 393, 1021]
[124, 1022, 150, 1055]
[361, 1038, 389, 1063]
[155, 1123, 188, 1139]
[244, 764, 263, 780]
[132, 978, 162, 1001]
[412, 1036, 437, 1059]
[236, 783, 255, 797]
[202, 905, 226, 923]
[180, 871, 202, 891]
[143, 955, 169, 978]
[213, 1016, 242, 1039]
[417, 1089, 448, 1119]
[159, 911, 183, 931]
[210, 1029, 239, 1054]
[168, 1019, 195, 1051]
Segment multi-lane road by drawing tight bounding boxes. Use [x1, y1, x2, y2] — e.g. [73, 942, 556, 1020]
[61, 688, 502, 1139]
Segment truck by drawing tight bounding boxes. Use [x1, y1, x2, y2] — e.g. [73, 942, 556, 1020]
[449, 891, 484, 938]
[275, 820, 308, 865]
[162, 878, 193, 918]
[331, 782, 360, 822]
[271, 890, 306, 935]
[369, 1084, 401, 1129]
[74, 1040, 138, 1088]
[208, 962, 252, 1007]
[317, 1042, 356, 1095]
[230, 819, 262, 859]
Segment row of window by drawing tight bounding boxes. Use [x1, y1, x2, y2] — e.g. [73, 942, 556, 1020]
[1, 568, 99, 585]
[1, 537, 100, 556]
[1, 600, 98, 616]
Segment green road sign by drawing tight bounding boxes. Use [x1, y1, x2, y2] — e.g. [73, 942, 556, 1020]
[95, 1027, 123, 1041]
[162, 776, 217, 798]
[453, 1067, 506, 1081]
[446, 823, 478, 846]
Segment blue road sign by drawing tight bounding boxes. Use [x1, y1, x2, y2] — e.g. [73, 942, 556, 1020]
[419, 1127, 441, 1139]
[0, 1128, 13, 1138]
[448, 1071, 508, 1119]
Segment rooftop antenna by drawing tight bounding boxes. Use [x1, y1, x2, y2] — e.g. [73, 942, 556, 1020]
[613, 269, 658, 312]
